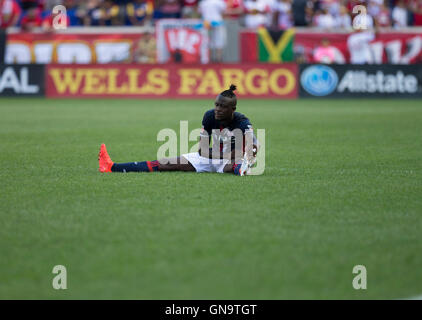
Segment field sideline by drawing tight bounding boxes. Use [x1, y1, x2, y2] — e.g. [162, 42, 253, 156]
[0, 98, 421, 299]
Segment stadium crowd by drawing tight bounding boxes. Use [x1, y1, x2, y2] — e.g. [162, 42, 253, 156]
[1, 0, 422, 30]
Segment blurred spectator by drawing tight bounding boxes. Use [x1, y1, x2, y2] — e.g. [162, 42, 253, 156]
[126, 0, 153, 25]
[112, 0, 131, 22]
[313, 38, 336, 63]
[81, 0, 121, 26]
[3, 0, 422, 30]
[133, 29, 156, 62]
[0, 0, 21, 28]
[264, 0, 275, 27]
[304, 0, 316, 25]
[375, 1, 391, 27]
[347, 28, 375, 64]
[291, 0, 310, 26]
[182, 0, 199, 18]
[198, 0, 227, 62]
[368, 0, 383, 17]
[346, 0, 366, 13]
[272, 0, 293, 30]
[294, 44, 306, 63]
[321, 0, 341, 18]
[44, 0, 62, 10]
[352, 4, 374, 29]
[411, 0, 422, 26]
[155, 0, 182, 19]
[224, 0, 244, 20]
[42, 6, 70, 31]
[81, 0, 101, 26]
[335, 5, 352, 29]
[244, 0, 270, 29]
[20, 0, 42, 10]
[20, 6, 42, 30]
[392, 0, 408, 28]
[313, 8, 335, 29]
[101, 0, 123, 25]
[64, 0, 84, 26]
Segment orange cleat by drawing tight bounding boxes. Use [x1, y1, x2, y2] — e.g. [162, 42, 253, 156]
[98, 143, 114, 173]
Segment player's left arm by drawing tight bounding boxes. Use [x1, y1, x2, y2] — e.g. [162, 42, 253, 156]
[198, 111, 212, 158]
[240, 120, 259, 158]
[252, 134, 259, 157]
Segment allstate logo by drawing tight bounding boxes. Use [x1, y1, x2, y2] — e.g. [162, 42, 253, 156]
[301, 65, 338, 96]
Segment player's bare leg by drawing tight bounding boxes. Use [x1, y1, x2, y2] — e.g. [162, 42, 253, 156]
[158, 157, 195, 172]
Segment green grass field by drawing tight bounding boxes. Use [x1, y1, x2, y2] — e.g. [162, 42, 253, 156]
[0, 98, 421, 299]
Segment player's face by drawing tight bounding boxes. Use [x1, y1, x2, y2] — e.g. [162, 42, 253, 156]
[214, 95, 235, 121]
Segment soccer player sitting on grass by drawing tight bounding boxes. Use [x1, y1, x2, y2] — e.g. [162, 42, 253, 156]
[98, 85, 258, 176]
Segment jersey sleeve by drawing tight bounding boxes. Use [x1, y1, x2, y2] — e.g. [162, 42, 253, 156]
[238, 118, 253, 134]
[239, 118, 259, 150]
[201, 110, 213, 136]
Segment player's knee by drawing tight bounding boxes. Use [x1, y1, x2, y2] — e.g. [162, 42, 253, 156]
[159, 158, 178, 166]
[158, 157, 184, 171]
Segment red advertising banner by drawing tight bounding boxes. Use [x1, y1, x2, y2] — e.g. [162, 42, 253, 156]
[6, 32, 156, 64]
[295, 32, 422, 64]
[46, 64, 298, 99]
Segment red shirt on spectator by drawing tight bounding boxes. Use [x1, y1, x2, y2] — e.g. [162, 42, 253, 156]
[20, 8, 43, 30]
[0, 0, 21, 28]
[225, 0, 244, 19]
[183, 0, 198, 7]
[413, 1, 422, 26]
[42, 13, 70, 28]
[376, 6, 391, 27]
[346, 0, 365, 14]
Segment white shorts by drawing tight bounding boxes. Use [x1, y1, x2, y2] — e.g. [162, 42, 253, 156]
[182, 152, 230, 173]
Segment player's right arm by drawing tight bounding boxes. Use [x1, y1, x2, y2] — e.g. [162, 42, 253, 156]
[198, 127, 211, 158]
[198, 110, 212, 158]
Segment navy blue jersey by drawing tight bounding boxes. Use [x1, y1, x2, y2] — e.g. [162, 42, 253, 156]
[202, 109, 252, 134]
[201, 109, 253, 152]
